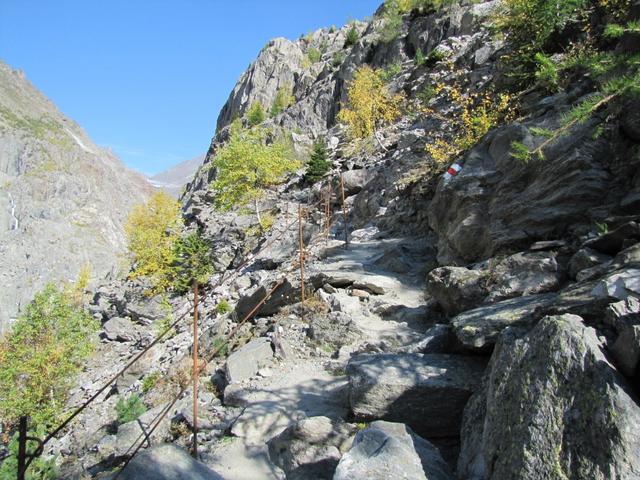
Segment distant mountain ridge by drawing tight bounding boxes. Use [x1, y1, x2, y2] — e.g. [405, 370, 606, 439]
[0, 60, 152, 331]
[149, 154, 204, 198]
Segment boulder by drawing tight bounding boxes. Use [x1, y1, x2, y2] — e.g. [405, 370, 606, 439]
[458, 314, 640, 480]
[568, 248, 612, 279]
[225, 337, 273, 384]
[483, 252, 562, 303]
[333, 421, 454, 480]
[611, 324, 640, 380]
[426, 267, 487, 316]
[583, 221, 640, 255]
[398, 324, 453, 354]
[307, 312, 363, 351]
[234, 278, 298, 319]
[125, 295, 167, 326]
[591, 268, 640, 301]
[338, 169, 374, 197]
[450, 293, 557, 353]
[347, 353, 486, 438]
[113, 444, 223, 480]
[101, 317, 137, 342]
[427, 252, 562, 316]
[267, 416, 356, 480]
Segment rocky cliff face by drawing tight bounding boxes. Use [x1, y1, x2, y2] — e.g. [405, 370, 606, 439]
[20, 1, 640, 479]
[0, 61, 152, 331]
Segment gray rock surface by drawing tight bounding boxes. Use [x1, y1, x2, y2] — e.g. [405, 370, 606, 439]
[426, 267, 487, 316]
[450, 293, 557, 353]
[225, 337, 274, 384]
[428, 120, 634, 265]
[569, 248, 612, 279]
[0, 61, 151, 331]
[458, 314, 640, 480]
[114, 444, 223, 480]
[267, 416, 356, 480]
[347, 353, 486, 438]
[333, 421, 454, 480]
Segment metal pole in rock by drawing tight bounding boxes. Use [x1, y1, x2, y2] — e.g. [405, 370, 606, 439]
[298, 204, 305, 321]
[192, 281, 199, 459]
[340, 174, 349, 249]
[17, 416, 27, 480]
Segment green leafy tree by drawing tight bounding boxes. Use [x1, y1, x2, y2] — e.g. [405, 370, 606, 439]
[0, 284, 98, 428]
[210, 123, 300, 224]
[305, 140, 331, 183]
[246, 101, 266, 126]
[270, 84, 295, 117]
[125, 191, 183, 292]
[171, 231, 214, 294]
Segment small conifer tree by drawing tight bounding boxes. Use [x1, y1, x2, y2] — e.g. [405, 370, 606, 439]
[305, 141, 331, 183]
[171, 231, 214, 294]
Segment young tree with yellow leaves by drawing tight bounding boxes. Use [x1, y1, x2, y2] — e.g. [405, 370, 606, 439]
[210, 122, 300, 225]
[125, 191, 183, 292]
[337, 65, 404, 141]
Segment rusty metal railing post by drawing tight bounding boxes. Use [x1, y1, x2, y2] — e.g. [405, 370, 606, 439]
[192, 281, 199, 459]
[340, 174, 349, 249]
[17, 416, 27, 480]
[298, 204, 305, 321]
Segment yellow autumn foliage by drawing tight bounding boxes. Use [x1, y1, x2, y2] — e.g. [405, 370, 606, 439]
[125, 191, 183, 292]
[337, 65, 404, 139]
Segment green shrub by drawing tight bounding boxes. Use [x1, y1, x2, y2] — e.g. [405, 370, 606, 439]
[417, 84, 436, 104]
[332, 51, 346, 68]
[216, 299, 231, 315]
[307, 47, 322, 64]
[415, 48, 426, 66]
[0, 425, 57, 480]
[212, 337, 229, 357]
[305, 141, 331, 182]
[0, 284, 98, 428]
[534, 52, 560, 91]
[271, 83, 295, 117]
[116, 394, 147, 425]
[380, 1, 404, 43]
[246, 101, 266, 126]
[425, 47, 448, 66]
[344, 24, 359, 47]
[142, 372, 161, 394]
[380, 62, 403, 82]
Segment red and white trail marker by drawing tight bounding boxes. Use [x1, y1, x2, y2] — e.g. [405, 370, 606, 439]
[443, 163, 462, 183]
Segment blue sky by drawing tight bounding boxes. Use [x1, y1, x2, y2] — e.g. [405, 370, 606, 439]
[0, 0, 380, 175]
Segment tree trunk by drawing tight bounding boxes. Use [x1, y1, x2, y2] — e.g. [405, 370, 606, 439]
[255, 197, 262, 228]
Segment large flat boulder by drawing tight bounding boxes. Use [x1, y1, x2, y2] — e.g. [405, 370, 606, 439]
[333, 421, 454, 480]
[458, 314, 640, 480]
[427, 252, 562, 316]
[114, 444, 223, 479]
[450, 293, 557, 353]
[267, 416, 356, 480]
[347, 353, 486, 438]
[225, 337, 273, 384]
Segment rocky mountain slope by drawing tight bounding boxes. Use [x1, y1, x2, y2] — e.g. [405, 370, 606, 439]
[0, 61, 152, 332]
[149, 154, 204, 198]
[13, 1, 640, 479]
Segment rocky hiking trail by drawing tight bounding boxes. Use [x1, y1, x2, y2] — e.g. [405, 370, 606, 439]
[204, 233, 434, 479]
